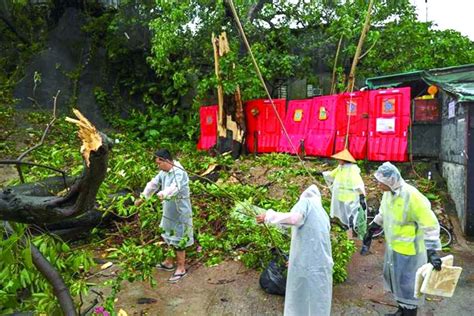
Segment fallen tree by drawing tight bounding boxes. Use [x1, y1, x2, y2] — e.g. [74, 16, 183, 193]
[0, 110, 111, 224]
[0, 109, 112, 315]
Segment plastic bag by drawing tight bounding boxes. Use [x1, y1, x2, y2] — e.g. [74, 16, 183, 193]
[354, 206, 367, 240]
[259, 250, 288, 296]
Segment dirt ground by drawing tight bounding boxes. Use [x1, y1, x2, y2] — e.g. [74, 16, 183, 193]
[84, 237, 474, 316]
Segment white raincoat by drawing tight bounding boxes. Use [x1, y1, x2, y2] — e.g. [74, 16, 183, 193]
[264, 185, 333, 316]
[141, 160, 194, 248]
[374, 162, 441, 307]
[323, 163, 365, 226]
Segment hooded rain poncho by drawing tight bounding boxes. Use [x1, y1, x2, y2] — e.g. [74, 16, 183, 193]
[142, 160, 194, 248]
[323, 163, 365, 227]
[265, 185, 333, 316]
[374, 162, 441, 307]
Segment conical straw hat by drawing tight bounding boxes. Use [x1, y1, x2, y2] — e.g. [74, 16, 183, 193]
[331, 149, 356, 163]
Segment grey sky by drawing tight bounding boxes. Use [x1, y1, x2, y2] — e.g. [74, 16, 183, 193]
[412, 0, 474, 40]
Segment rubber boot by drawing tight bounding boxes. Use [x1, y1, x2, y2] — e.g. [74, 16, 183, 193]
[385, 306, 403, 316]
[360, 234, 372, 255]
[402, 307, 417, 316]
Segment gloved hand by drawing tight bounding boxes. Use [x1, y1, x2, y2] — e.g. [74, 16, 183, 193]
[360, 222, 381, 255]
[367, 221, 381, 235]
[359, 194, 367, 210]
[427, 249, 442, 271]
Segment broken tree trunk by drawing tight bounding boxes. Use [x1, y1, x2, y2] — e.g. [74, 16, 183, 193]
[212, 31, 246, 159]
[0, 109, 111, 315]
[0, 109, 111, 224]
[0, 109, 110, 316]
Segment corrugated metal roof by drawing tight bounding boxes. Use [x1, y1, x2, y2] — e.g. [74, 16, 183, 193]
[366, 64, 474, 102]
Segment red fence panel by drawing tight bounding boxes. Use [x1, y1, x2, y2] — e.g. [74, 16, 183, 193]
[245, 99, 286, 153]
[278, 99, 312, 154]
[197, 105, 218, 150]
[368, 87, 411, 162]
[305, 95, 338, 157]
[334, 91, 369, 159]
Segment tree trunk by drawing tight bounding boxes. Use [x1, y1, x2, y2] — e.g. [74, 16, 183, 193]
[0, 110, 110, 314]
[0, 111, 111, 224]
[0, 140, 109, 223]
[0, 110, 112, 315]
[330, 34, 343, 94]
[346, 0, 374, 92]
[212, 32, 246, 159]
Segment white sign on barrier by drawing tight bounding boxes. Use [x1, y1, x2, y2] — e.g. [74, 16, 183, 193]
[376, 117, 396, 133]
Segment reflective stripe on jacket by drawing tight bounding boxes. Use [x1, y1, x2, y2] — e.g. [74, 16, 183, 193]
[381, 184, 440, 256]
[324, 164, 364, 202]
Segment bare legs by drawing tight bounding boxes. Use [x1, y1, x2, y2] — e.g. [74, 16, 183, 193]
[175, 250, 186, 274]
[161, 249, 186, 274]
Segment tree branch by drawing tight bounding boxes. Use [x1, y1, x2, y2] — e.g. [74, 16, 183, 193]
[247, 0, 271, 22]
[18, 91, 60, 161]
[4, 223, 76, 315]
[31, 241, 76, 315]
[358, 37, 378, 60]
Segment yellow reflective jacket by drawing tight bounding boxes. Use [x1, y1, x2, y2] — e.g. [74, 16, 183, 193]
[380, 183, 440, 256]
[325, 164, 365, 202]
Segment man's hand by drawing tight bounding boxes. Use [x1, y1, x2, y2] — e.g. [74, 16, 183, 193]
[256, 213, 266, 224]
[134, 198, 144, 207]
[427, 249, 442, 271]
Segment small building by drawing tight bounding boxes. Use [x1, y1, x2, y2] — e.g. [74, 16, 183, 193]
[366, 64, 474, 237]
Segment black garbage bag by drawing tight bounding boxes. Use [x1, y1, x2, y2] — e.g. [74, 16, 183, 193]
[259, 250, 288, 296]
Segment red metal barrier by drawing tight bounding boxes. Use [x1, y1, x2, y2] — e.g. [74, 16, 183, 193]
[368, 87, 411, 162]
[278, 99, 312, 154]
[197, 105, 218, 150]
[305, 95, 338, 157]
[334, 91, 369, 159]
[245, 99, 286, 153]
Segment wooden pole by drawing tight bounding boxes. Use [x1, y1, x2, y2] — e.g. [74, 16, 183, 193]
[330, 34, 343, 95]
[346, 0, 374, 92]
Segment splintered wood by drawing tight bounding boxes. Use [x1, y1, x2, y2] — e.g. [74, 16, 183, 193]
[65, 109, 102, 167]
[211, 31, 244, 143]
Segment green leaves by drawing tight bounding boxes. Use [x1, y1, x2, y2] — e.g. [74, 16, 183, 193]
[22, 242, 33, 269]
[0, 231, 93, 314]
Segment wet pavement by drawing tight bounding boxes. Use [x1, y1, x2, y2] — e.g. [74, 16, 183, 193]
[86, 237, 474, 315]
[333, 239, 474, 315]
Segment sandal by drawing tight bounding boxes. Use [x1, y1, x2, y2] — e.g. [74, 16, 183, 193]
[168, 271, 187, 283]
[157, 262, 175, 271]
